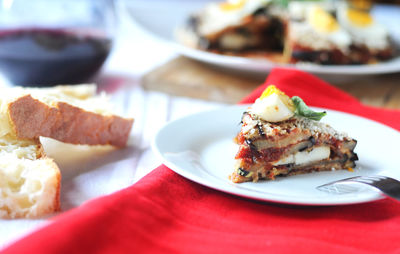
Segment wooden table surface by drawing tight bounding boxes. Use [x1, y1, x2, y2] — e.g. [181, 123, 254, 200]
[142, 57, 400, 109]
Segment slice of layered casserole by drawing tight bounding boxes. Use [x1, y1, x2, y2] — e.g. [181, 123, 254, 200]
[231, 85, 358, 183]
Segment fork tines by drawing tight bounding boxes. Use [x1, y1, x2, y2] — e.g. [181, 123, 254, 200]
[317, 175, 400, 201]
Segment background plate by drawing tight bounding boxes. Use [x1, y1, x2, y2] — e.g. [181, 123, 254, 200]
[153, 105, 400, 205]
[126, 0, 400, 75]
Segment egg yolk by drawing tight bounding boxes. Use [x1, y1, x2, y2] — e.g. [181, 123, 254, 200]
[348, 0, 372, 11]
[260, 85, 295, 111]
[347, 8, 373, 27]
[260, 85, 283, 99]
[220, 0, 247, 11]
[309, 6, 339, 33]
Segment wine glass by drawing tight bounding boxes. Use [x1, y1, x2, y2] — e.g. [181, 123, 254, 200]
[0, 0, 116, 86]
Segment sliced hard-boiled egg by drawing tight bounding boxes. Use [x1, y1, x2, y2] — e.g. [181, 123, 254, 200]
[337, 3, 389, 50]
[305, 5, 352, 50]
[250, 85, 295, 122]
[198, 0, 270, 36]
[308, 6, 339, 33]
[347, 0, 372, 11]
[346, 8, 373, 27]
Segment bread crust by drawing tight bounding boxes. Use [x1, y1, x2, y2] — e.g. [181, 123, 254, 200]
[2, 88, 131, 218]
[51, 160, 61, 215]
[26, 157, 61, 219]
[8, 95, 133, 147]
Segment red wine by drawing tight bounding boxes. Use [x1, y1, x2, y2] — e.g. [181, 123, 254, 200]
[0, 29, 112, 86]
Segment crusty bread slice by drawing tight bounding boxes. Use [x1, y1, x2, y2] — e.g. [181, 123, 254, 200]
[0, 84, 132, 218]
[0, 85, 133, 147]
[0, 135, 60, 219]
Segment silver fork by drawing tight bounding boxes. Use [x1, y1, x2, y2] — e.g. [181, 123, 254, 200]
[317, 175, 400, 201]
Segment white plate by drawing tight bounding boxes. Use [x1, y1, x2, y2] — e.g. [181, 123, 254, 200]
[153, 104, 400, 206]
[125, 1, 400, 75]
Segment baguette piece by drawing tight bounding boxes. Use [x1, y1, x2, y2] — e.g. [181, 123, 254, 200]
[0, 135, 60, 219]
[0, 84, 132, 218]
[0, 85, 133, 147]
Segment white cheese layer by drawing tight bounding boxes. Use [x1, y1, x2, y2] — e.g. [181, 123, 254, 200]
[273, 146, 330, 166]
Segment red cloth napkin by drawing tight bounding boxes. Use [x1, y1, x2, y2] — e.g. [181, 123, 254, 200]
[3, 68, 400, 254]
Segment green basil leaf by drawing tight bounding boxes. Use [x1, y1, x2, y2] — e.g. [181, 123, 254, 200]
[291, 96, 326, 121]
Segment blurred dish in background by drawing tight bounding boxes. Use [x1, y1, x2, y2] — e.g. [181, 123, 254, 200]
[0, 0, 116, 86]
[125, 0, 400, 74]
[177, 0, 394, 65]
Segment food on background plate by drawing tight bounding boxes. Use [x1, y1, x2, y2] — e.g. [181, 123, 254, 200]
[336, 2, 393, 62]
[231, 85, 358, 183]
[177, 0, 287, 61]
[288, 2, 353, 64]
[0, 85, 133, 219]
[289, 1, 393, 64]
[177, 0, 394, 65]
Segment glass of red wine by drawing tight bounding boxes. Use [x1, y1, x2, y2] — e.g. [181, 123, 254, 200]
[0, 0, 116, 86]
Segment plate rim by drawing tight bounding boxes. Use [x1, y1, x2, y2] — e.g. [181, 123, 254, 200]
[152, 104, 400, 206]
[174, 43, 400, 75]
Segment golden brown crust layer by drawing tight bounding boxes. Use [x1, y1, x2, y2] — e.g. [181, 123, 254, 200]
[8, 95, 133, 147]
[28, 157, 61, 218]
[231, 158, 356, 183]
[50, 161, 61, 215]
[52, 163, 61, 214]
